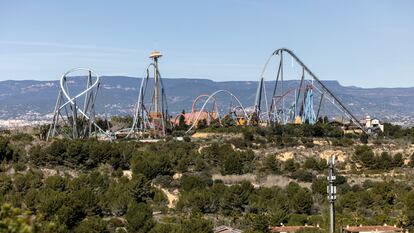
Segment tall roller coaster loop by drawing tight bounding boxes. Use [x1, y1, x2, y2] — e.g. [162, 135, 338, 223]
[254, 48, 366, 133]
[47, 68, 110, 140]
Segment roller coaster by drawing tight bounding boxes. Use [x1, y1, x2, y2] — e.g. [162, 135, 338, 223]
[254, 48, 366, 133]
[47, 68, 111, 140]
[184, 90, 250, 133]
[119, 50, 169, 138]
[172, 94, 219, 127]
[47, 48, 367, 140]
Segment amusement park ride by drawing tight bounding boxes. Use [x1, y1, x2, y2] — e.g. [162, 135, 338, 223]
[125, 50, 169, 138]
[254, 48, 366, 133]
[47, 48, 367, 140]
[47, 68, 111, 140]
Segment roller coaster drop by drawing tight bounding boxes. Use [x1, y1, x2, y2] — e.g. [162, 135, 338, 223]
[254, 48, 366, 133]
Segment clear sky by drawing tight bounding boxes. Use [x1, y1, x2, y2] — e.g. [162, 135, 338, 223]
[0, 0, 413, 87]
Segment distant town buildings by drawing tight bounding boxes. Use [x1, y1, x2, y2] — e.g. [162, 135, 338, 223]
[0, 119, 50, 129]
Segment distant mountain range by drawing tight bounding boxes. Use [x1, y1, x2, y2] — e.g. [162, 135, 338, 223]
[1, 76, 413, 123]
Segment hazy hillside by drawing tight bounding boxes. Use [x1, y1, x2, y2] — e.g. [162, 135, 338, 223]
[1, 76, 414, 122]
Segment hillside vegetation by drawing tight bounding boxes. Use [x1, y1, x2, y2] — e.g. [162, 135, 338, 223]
[1, 122, 414, 232]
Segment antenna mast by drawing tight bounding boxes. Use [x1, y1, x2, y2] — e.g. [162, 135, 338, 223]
[327, 155, 337, 233]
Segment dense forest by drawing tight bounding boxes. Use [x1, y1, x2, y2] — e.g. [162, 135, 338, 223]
[1, 122, 414, 233]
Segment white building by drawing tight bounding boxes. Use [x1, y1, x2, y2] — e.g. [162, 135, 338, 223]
[360, 115, 384, 132]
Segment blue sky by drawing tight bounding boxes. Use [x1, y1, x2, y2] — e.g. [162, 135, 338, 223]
[0, 0, 413, 87]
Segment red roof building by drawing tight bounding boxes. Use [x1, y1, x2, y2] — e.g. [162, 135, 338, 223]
[343, 225, 404, 233]
[271, 225, 319, 233]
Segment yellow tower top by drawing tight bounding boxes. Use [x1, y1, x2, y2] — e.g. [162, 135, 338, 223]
[149, 50, 162, 59]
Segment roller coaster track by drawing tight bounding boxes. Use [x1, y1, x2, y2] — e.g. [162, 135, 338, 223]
[255, 48, 367, 133]
[47, 68, 111, 140]
[185, 90, 249, 134]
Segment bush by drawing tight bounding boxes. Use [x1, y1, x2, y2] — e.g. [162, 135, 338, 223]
[128, 174, 154, 203]
[311, 177, 328, 196]
[125, 202, 154, 233]
[353, 145, 375, 168]
[180, 174, 212, 192]
[332, 138, 354, 147]
[0, 137, 14, 161]
[291, 170, 315, 182]
[263, 155, 280, 174]
[392, 153, 404, 168]
[131, 151, 172, 179]
[288, 213, 308, 226]
[74, 216, 109, 233]
[181, 215, 213, 233]
[283, 159, 299, 172]
[220, 148, 254, 175]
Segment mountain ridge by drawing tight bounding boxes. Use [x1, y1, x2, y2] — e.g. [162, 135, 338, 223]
[1, 76, 413, 123]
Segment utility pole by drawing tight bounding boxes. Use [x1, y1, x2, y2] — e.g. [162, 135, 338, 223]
[327, 155, 337, 233]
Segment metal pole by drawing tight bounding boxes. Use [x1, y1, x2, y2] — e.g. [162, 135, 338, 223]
[154, 57, 159, 115]
[328, 155, 336, 233]
[72, 99, 78, 139]
[280, 51, 284, 124]
[48, 90, 63, 140]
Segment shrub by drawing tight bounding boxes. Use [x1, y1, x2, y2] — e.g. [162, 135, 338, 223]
[125, 202, 154, 233]
[291, 170, 315, 182]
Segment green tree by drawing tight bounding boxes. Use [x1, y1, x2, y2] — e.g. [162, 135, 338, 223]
[221, 182, 254, 215]
[180, 175, 212, 192]
[71, 188, 101, 216]
[0, 137, 14, 161]
[353, 145, 375, 169]
[376, 152, 392, 170]
[404, 190, 414, 225]
[181, 216, 213, 233]
[128, 174, 154, 203]
[284, 159, 298, 172]
[150, 223, 181, 233]
[125, 202, 154, 233]
[131, 151, 172, 179]
[392, 153, 404, 168]
[303, 158, 319, 170]
[311, 177, 328, 196]
[264, 155, 280, 174]
[0, 204, 33, 233]
[359, 134, 368, 144]
[74, 216, 109, 233]
[221, 153, 243, 175]
[197, 119, 208, 129]
[177, 110, 188, 130]
[44, 175, 67, 191]
[56, 204, 84, 229]
[291, 188, 313, 214]
[246, 213, 270, 232]
[288, 214, 308, 225]
[105, 178, 132, 216]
